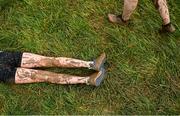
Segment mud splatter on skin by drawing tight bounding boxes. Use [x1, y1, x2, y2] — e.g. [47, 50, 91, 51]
[155, 0, 170, 25]
[15, 68, 45, 83]
[15, 53, 91, 84]
[21, 53, 92, 68]
[122, 0, 138, 21]
[122, 0, 170, 25]
[15, 68, 88, 84]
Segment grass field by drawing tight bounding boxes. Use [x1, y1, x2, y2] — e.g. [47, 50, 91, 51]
[0, 0, 180, 114]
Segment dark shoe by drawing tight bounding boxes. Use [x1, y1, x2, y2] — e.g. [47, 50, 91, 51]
[90, 53, 106, 71]
[87, 68, 106, 86]
[108, 14, 129, 25]
[160, 23, 176, 33]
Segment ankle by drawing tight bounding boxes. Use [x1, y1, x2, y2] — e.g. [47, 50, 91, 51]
[85, 77, 90, 85]
[163, 22, 171, 27]
[118, 15, 129, 23]
[89, 61, 95, 69]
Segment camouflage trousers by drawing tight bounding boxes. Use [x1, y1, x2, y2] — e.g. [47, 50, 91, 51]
[122, 0, 170, 25]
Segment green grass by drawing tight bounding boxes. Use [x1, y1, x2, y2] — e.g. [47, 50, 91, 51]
[0, 0, 180, 114]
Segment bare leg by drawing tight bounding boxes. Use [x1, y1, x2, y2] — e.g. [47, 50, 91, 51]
[15, 68, 106, 86]
[108, 0, 138, 24]
[122, 0, 138, 21]
[21, 53, 93, 68]
[153, 0, 170, 25]
[15, 68, 89, 84]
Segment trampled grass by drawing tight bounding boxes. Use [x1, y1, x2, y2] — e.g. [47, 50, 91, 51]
[0, 0, 179, 114]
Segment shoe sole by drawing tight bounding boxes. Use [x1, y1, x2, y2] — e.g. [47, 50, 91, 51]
[98, 57, 106, 71]
[94, 57, 106, 71]
[95, 68, 106, 86]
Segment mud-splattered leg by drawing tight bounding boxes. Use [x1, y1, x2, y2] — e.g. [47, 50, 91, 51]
[20, 53, 93, 68]
[122, 0, 138, 21]
[15, 68, 89, 84]
[153, 0, 170, 25]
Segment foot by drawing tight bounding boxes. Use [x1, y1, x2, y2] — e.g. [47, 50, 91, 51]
[90, 53, 106, 71]
[160, 23, 176, 33]
[87, 68, 106, 86]
[108, 14, 128, 25]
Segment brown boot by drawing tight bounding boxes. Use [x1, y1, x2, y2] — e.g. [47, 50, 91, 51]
[108, 14, 129, 25]
[87, 68, 106, 86]
[160, 23, 176, 33]
[90, 53, 106, 71]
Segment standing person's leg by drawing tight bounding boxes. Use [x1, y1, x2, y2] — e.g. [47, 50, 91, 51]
[13, 68, 105, 86]
[122, 0, 139, 21]
[20, 52, 106, 71]
[153, 0, 175, 32]
[108, 0, 138, 24]
[154, 0, 170, 25]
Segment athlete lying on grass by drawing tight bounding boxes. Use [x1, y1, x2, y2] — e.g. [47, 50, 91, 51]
[0, 51, 106, 86]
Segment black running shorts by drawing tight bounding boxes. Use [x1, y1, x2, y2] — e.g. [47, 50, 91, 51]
[0, 51, 23, 83]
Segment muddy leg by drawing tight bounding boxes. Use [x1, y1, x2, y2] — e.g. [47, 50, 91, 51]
[15, 68, 89, 84]
[153, 0, 170, 25]
[20, 53, 93, 68]
[122, 0, 138, 21]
